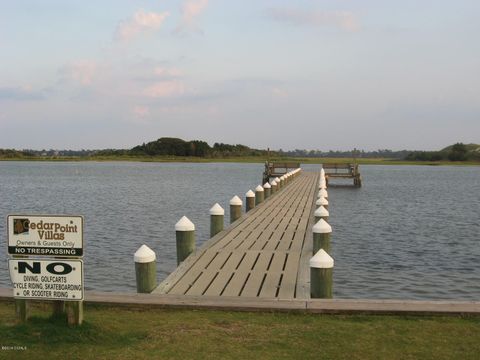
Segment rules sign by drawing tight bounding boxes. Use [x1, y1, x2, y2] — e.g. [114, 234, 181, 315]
[9, 259, 84, 301]
[7, 215, 84, 257]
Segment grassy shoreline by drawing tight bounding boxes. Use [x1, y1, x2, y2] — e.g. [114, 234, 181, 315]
[0, 301, 479, 359]
[1, 155, 479, 166]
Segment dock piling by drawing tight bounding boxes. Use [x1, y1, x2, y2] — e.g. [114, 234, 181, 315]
[229, 196, 243, 224]
[310, 249, 334, 299]
[134, 244, 157, 293]
[312, 219, 332, 254]
[316, 197, 329, 210]
[255, 185, 265, 205]
[210, 203, 225, 237]
[263, 182, 271, 199]
[245, 190, 255, 212]
[270, 180, 277, 194]
[314, 206, 329, 223]
[175, 216, 195, 265]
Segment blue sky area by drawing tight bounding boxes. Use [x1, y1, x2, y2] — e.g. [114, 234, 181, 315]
[1, 1, 479, 150]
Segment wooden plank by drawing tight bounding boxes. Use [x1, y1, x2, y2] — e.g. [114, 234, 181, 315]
[240, 252, 272, 297]
[278, 251, 301, 299]
[259, 252, 286, 297]
[185, 251, 232, 296]
[203, 252, 245, 296]
[167, 251, 218, 295]
[222, 251, 259, 296]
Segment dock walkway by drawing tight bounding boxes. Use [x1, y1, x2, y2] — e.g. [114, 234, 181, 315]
[154, 171, 318, 299]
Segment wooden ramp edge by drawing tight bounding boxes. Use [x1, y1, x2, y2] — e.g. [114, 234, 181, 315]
[1, 288, 479, 315]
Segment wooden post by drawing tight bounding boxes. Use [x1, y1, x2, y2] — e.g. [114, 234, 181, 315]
[134, 244, 157, 293]
[270, 180, 277, 194]
[263, 182, 271, 199]
[319, 178, 327, 189]
[210, 203, 225, 238]
[316, 197, 329, 210]
[52, 301, 66, 316]
[280, 176, 285, 188]
[229, 196, 242, 224]
[66, 301, 83, 326]
[310, 249, 334, 299]
[314, 206, 329, 223]
[274, 177, 281, 190]
[245, 190, 255, 212]
[175, 216, 195, 265]
[15, 299, 29, 323]
[255, 185, 264, 205]
[312, 219, 332, 254]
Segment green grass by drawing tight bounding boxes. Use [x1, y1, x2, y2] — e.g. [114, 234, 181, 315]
[0, 301, 479, 360]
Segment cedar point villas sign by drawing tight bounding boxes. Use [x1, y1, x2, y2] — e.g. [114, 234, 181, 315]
[7, 215, 83, 257]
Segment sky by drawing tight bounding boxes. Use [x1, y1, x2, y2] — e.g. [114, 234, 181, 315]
[0, 0, 479, 151]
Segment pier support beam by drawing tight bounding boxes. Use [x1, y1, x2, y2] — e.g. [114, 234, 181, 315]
[175, 216, 195, 265]
[312, 219, 332, 254]
[210, 203, 225, 238]
[246, 190, 255, 212]
[310, 249, 334, 299]
[229, 196, 242, 224]
[134, 244, 157, 293]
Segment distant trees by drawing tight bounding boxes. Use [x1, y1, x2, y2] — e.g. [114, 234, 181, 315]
[405, 142, 477, 162]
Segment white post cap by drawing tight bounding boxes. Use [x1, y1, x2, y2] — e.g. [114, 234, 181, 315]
[318, 189, 328, 198]
[316, 197, 329, 206]
[263, 182, 271, 189]
[320, 168, 325, 176]
[274, 177, 280, 182]
[210, 203, 225, 215]
[246, 189, 255, 197]
[312, 218, 332, 234]
[175, 216, 195, 231]
[309, 249, 334, 268]
[255, 185, 264, 192]
[319, 184, 327, 190]
[270, 180, 277, 186]
[314, 206, 329, 218]
[230, 195, 243, 206]
[134, 244, 156, 263]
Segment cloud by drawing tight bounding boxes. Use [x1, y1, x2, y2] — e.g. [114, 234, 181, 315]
[268, 7, 360, 32]
[60, 60, 97, 86]
[132, 105, 150, 118]
[176, 0, 209, 33]
[153, 66, 183, 78]
[0, 86, 46, 101]
[115, 9, 170, 41]
[272, 87, 288, 98]
[143, 80, 186, 97]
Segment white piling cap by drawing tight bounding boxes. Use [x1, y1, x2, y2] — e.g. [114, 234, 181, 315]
[318, 189, 328, 198]
[263, 182, 271, 189]
[255, 185, 264, 192]
[310, 249, 334, 268]
[230, 195, 243, 206]
[210, 203, 225, 215]
[319, 184, 327, 190]
[316, 197, 329, 206]
[175, 216, 195, 231]
[246, 189, 255, 197]
[274, 177, 280, 182]
[320, 168, 325, 176]
[270, 180, 277, 186]
[134, 244, 156, 263]
[314, 206, 330, 218]
[312, 218, 332, 234]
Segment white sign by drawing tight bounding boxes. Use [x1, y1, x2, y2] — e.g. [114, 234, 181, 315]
[7, 215, 83, 257]
[9, 259, 84, 301]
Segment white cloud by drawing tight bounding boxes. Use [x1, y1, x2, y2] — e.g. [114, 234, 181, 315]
[133, 105, 150, 118]
[268, 8, 360, 32]
[143, 80, 186, 97]
[60, 60, 97, 86]
[115, 9, 170, 42]
[176, 0, 209, 33]
[154, 66, 183, 77]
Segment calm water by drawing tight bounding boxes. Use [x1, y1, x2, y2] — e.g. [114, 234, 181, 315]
[0, 161, 479, 300]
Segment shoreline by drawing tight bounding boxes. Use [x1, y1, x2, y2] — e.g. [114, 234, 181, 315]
[1, 156, 479, 166]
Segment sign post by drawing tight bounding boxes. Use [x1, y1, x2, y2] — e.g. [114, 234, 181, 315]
[7, 215, 84, 326]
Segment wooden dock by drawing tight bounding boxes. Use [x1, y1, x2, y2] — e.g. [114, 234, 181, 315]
[154, 171, 319, 299]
